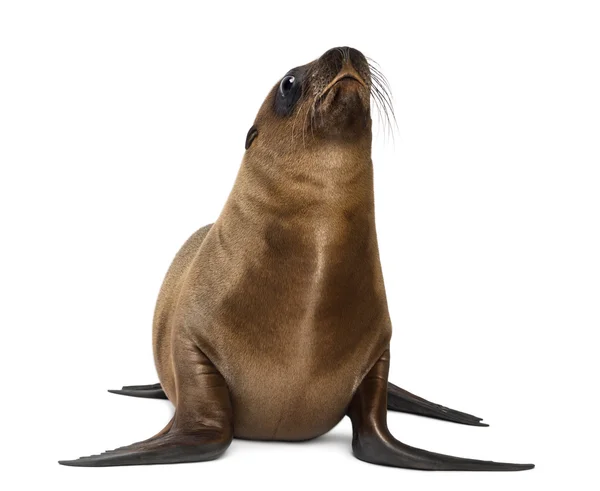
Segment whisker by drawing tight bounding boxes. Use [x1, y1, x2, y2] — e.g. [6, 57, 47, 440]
[366, 58, 397, 142]
[288, 54, 397, 145]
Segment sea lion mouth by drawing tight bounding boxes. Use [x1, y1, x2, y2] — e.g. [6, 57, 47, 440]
[324, 66, 368, 93]
[311, 62, 371, 133]
[337, 75, 365, 85]
[317, 58, 369, 103]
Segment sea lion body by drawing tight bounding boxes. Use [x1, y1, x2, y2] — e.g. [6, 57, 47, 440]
[154, 139, 391, 440]
[60, 47, 533, 471]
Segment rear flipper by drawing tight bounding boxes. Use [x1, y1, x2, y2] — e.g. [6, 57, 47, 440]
[108, 383, 168, 400]
[347, 349, 534, 471]
[110, 381, 486, 426]
[387, 382, 487, 426]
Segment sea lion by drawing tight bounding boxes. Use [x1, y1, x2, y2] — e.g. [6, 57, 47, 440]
[59, 47, 533, 470]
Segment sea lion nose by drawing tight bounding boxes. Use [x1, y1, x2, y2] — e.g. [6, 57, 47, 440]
[320, 47, 368, 79]
[320, 47, 367, 68]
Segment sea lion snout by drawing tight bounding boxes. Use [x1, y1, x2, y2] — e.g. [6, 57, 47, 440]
[314, 47, 371, 96]
[318, 46, 369, 78]
[309, 47, 372, 135]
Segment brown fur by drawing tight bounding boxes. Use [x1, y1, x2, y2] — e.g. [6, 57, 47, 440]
[61, 48, 533, 470]
[153, 48, 391, 440]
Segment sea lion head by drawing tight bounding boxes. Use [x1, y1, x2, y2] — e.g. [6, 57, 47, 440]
[245, 47, 392, 152]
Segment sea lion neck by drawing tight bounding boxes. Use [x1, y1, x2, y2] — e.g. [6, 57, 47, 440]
[237, 137, 374, 217]
[211, 136, 376, 252]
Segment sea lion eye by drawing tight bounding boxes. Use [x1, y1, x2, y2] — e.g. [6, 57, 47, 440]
[279, 76, 296, 97]
[274, 70, 302, 116]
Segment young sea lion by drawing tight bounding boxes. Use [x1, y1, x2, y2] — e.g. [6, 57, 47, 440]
[60, 47, 533, 470]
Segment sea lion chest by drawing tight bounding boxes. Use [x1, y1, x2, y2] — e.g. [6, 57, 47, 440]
[181, 208, 391, 441]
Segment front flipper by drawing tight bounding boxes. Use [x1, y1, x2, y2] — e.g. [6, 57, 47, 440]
[347, 350, 534, 471]
[59, 425, 229, 467]
[110, 380, 486, 426]
[61, 341, 233, 467]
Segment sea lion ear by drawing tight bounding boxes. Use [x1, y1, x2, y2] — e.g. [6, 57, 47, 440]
[245, 126, 258, 150]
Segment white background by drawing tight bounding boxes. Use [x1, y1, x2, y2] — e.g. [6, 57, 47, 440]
[1, 1, 598, 490]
